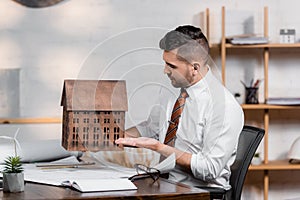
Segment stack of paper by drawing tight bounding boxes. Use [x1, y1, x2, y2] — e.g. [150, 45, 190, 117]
[266, 97, 300, 105]
[227, 36, 268, 45]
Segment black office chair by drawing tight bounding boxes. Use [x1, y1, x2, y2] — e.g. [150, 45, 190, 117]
[198, 125, 265, 200]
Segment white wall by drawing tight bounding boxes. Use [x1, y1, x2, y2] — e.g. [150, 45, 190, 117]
[1, 0, 300, 199]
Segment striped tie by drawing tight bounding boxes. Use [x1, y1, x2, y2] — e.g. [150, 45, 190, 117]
[164, 88, 189, 146]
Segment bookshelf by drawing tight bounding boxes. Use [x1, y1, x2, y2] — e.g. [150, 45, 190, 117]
[220, 6, 300, 200]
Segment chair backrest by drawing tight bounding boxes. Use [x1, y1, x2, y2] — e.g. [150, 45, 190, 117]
[229, 125, 265, 200]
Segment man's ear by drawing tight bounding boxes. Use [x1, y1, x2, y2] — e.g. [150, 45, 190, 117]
[193, 63, 200, 70]
[192, 63, 202, 75]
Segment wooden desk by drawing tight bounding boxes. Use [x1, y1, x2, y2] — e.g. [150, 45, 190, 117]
[0, 178, 209, 200]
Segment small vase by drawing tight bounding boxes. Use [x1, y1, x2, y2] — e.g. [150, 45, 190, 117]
[3, 172, 24, 193]
[251, 157, 262, 165]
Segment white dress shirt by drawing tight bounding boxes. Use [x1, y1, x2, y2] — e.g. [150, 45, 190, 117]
[136, 68, 244, 189]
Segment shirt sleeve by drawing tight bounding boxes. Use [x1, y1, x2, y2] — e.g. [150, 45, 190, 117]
[190, 94, 244, 181]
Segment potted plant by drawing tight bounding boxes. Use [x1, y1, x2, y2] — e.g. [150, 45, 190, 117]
[251, 152, 262, 165]
[2, 156, 24, 192]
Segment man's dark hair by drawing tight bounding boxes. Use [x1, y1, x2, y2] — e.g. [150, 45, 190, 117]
[159, 25, 210, 65]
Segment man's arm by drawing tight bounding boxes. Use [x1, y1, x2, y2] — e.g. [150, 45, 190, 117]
[115, 137, 192, 172]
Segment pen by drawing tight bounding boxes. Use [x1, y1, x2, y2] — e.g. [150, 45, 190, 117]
[240, 80, 247, 88]
[253, 79, 260, 88]
[39, 166, 79, 170]
[36, 162, 95, 169]
[254, 79, 263, 88]
[250, 79, 254, 87]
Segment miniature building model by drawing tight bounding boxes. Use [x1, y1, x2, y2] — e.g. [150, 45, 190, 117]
[61, 80, 128, 151]
[280, 29, 296, 43]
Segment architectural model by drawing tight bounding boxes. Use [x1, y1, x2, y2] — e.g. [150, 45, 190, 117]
[61, 80, 128, 151]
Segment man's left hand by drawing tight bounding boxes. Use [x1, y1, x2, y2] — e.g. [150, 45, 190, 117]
[115, 137, 162, 151]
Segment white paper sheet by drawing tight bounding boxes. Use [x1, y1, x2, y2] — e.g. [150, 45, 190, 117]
[0, 137, 80, 164]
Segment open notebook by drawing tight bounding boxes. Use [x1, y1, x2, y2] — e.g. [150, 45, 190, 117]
[61, 178, 137, 192]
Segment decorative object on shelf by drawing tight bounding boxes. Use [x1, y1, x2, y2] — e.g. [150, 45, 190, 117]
[2, 156, 24, 193]
[288, 136, 300, 164]
[0, 68, 20, 118]
[245, 87, 259, 104]
[251, 152, 262, 165]
[61, 80, 128, 152]
[241, 79, 262, 104]
[280, 29, 296, 43]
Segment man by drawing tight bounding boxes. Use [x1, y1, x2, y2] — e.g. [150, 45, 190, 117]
[116, 25, 244, 190]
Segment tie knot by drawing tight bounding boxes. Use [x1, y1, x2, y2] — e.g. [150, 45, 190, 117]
[180, 88, 189, 99]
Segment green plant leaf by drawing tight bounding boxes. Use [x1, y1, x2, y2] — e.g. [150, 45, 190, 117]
[3, 156, 24, 173]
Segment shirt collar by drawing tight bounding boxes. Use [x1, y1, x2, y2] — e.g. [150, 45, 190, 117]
[184, 67, 213, 101]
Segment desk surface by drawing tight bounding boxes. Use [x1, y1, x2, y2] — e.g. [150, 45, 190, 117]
[0, 178, 209, 200]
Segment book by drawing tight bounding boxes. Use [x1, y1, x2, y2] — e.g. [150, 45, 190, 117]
[266, 97, 300, 105]
[61, 178, 137, 192]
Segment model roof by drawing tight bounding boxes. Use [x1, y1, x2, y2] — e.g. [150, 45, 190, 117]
[61, 80, 128, 111]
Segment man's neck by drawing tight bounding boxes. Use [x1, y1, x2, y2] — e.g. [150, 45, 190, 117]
[188, 65, 209, 87]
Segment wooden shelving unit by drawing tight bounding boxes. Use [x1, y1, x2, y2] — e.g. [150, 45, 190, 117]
[0, 117, 62, 124]
[220, 6, 300, 200]
[249, 160, 300, 170]
[241, 104, 300, 110]
[224, 43, 300, 48]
